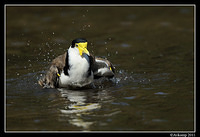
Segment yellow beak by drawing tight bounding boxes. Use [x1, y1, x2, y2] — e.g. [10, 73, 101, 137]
[76, 42, 90, 56]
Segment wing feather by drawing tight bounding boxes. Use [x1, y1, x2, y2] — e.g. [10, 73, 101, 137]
[38, 53, 67, 88]
[92, 57, 115, 79]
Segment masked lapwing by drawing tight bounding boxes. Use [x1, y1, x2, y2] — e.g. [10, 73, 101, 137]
[38, 38, 115, 88]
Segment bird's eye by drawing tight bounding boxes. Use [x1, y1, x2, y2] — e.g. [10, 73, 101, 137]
[76, 44, 78, 47]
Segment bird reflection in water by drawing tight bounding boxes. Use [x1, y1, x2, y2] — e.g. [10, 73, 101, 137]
[57, 87, 112, 130]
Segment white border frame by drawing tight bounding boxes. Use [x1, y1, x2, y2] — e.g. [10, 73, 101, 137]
[4, 4, 196, 133]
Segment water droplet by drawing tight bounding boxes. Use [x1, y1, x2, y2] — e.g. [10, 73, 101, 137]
[119, 70, 123, 74]
[124, 76, 128, 80]
[115, 51, 118, 54]
[52, 32, 55, 35]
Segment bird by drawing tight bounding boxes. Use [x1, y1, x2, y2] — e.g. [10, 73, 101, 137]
[38, 38, 115, 89]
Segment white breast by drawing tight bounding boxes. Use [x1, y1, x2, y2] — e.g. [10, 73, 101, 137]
[58, 47, 93, 88]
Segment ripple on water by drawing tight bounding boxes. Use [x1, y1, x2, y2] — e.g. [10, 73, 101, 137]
[154, 92, 168, 95]
[124, 96, 136, 100]
[111, 102, 129, 106]
[152, 119, 168, 122]
[120, 43, 131, 48]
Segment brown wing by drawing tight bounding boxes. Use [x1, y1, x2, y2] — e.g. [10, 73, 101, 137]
[38, 53, 66, 88]
[51, 52, 66, 70]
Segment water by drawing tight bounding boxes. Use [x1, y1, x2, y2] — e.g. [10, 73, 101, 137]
[6, 6, 194, 131]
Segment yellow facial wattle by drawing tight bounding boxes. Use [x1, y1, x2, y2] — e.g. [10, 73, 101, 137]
[76, 42, 90, 56]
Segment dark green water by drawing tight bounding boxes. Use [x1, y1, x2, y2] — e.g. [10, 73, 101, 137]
[6, 6, 194, 131]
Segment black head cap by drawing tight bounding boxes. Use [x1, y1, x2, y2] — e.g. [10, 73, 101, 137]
[72, 38, 87, 47]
